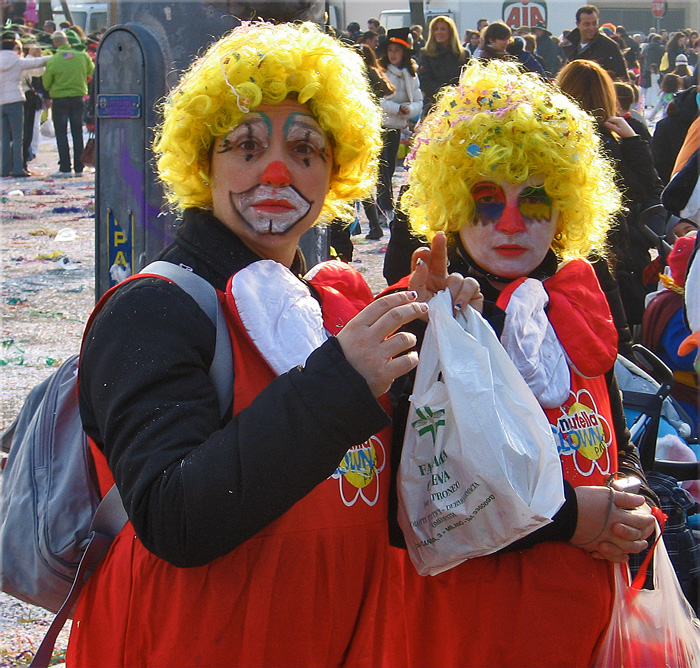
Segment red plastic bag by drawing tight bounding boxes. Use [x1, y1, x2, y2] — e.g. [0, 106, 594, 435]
[594, 523, 700, 667]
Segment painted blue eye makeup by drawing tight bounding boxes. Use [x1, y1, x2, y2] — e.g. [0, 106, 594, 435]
[471, 183, 506, 224]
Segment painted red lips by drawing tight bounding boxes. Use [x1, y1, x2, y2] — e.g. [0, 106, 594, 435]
[253, 199, 295, 213]
[495, 245, 527, 257]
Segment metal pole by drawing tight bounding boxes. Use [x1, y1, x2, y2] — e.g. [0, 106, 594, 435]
[109, 1, 119, 28]
[59, 0, 74, 25]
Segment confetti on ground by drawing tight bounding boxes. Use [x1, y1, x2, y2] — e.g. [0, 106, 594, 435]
[1, 133, 96, 663]
[51, 206, 87, 214]
[36, 251, 64, 261]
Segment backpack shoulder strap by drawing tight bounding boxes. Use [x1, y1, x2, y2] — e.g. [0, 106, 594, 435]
[141, 261, 233, 416]
[30, 486, 127, 668]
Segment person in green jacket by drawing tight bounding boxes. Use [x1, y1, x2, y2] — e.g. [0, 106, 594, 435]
[42, 30, 94, 177]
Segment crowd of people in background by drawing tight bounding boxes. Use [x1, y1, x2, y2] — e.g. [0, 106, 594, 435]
[0, 7, 102, 178]
[333, 9, 698, 189]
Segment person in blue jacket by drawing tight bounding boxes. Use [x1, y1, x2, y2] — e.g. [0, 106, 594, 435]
[506, 35, 547, 77]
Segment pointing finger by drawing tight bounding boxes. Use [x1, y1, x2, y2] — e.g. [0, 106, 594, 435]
[427, 231, 448, 279]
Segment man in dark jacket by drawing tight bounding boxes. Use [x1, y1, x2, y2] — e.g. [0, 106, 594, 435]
[533, 21, 561, 77]
[561, 5, 628, 80]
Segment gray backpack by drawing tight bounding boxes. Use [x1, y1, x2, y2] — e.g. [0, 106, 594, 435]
[0, 261, 232, 666]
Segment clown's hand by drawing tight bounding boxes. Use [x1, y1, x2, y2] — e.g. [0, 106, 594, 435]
[571, 486, 655, 563]
[336, 291, 427, 397]
[408, 231, 483, 319]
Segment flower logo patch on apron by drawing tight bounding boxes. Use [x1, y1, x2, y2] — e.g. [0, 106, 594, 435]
[331, 434, 387, 507]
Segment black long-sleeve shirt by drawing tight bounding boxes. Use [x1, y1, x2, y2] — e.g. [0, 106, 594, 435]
[79, 209, 390, 567]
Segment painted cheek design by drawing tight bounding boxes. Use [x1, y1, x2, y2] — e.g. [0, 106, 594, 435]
[475, 201, 506, 223]
[519, 201, 552, 221]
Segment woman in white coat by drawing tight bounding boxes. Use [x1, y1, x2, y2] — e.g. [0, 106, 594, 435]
[0, 32, 49, 177]
[377, 28, 422, 226]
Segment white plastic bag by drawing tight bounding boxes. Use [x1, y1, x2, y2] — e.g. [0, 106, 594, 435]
[397, 290, 565, 576]
[594, 525, 700, 667]
[40, 117, 54, 138]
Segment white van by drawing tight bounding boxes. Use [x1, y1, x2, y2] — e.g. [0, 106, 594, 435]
[380, 8, 456, 31]
[51, 3, 109, 34]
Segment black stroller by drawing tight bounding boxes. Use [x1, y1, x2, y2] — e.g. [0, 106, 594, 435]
[618, 344, 700, 612]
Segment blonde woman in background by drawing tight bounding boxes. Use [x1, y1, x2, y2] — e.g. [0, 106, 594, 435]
[417, 15, 467, 119]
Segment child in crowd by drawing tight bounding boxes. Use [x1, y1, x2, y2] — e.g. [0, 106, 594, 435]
[615, 80, 652, 142]
[648, 73, 681, 121]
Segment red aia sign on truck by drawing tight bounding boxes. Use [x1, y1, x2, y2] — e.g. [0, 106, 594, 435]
[502, 0, 547, 29]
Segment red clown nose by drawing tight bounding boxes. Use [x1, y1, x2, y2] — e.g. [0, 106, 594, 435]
[261, 161, 292, 187]
[494, 203, 527, 234]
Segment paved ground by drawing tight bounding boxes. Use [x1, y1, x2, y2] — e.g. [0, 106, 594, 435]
[0, 134, 401, 666]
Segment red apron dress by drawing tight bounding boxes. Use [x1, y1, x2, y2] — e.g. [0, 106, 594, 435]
[393, 260, 620, 668]
[67, 260, 395, 668]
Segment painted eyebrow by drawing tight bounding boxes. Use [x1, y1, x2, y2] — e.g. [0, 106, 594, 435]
[284, 113, 326, 142]
[217, 117, 269, 153]
[228, 116, 269, 140]
[471, 183, 504, 198]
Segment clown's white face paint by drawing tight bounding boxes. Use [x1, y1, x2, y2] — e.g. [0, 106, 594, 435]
[210, 100, 332, 266]
[459, 177, 559, 282]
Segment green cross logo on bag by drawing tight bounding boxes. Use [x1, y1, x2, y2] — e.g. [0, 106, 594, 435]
[412, 406, 446, 444]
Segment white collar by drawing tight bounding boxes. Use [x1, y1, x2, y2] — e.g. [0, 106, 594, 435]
[230, 260, 329, 376]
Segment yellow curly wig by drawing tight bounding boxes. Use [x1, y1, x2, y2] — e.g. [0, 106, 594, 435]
[154, 21, 383, 223]
[402, 59, 623, 259]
